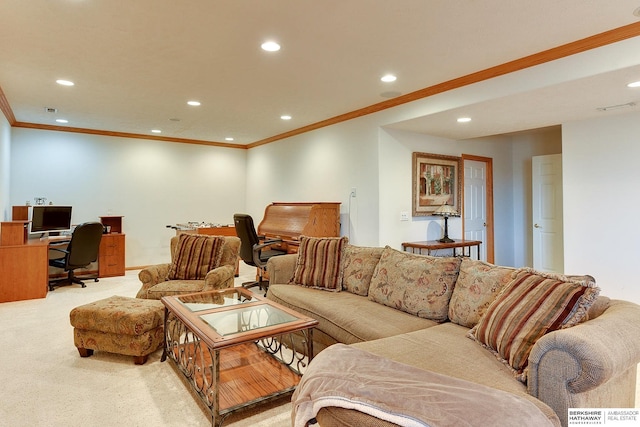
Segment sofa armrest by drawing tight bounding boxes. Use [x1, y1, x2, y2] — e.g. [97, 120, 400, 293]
[267, 253, 298, 285]
[203, 264, 235, 291]
[528, 299, 640, 423]
[136, 263, 171, 298]
[529, 299, 640, 395]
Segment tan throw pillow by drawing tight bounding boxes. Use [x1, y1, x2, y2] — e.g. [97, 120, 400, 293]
[341, 245, 384, 296]
[167, 234, 225, 280]
[368, 246, 461, 322]
[448, 258, 516, 328]
[469, 268, 600, 381]
[292, 236, 349, 291]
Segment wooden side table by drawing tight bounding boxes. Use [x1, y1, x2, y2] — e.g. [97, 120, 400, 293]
[402, 239, 482, 259]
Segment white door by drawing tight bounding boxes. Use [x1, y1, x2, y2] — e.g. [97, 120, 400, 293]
[532, 154, 564, 273]
[464, 159, 487, 261]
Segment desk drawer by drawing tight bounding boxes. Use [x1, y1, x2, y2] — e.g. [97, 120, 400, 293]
[98, 234, 125, 277]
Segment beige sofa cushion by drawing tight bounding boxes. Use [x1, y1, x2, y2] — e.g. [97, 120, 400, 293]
[368, 247, 461, 322]
[292, 236, 348, 291]
[167, 234, 224, 280]
[268, 283, 438, 346]
[448, 258, 515, 328]
[341, 245, 384, 296]
[469, 268, 600, 380]
[145, 279, 207, 299]
[352, 323, 560, 424]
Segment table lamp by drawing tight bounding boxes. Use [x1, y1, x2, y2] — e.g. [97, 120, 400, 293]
[433, 203, 460, 243]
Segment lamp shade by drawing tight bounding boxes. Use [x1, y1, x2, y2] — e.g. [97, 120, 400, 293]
[433, 203, 459, 217]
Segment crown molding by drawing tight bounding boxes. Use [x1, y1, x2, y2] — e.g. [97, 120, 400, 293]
[12, 122, 246, 149]
[248, 21, 640, 148]
[4, 21, 640, 149]
[0, 85, 16, 125]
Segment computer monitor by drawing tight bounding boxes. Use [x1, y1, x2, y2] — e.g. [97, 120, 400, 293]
[30, 205, 73, 236]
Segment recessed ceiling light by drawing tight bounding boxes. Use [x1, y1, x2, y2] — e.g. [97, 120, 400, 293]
[261, 41, 281, 52]
[627, 81, 640, 88]
[187, 101, 201, 106]
[55, 119, 68, 124]
[56, 79, 74, 86]
[280, 115, 292, 120]
[634, 6, 640, 17]
[151, 129, 162, 133]
[381, 74, 397, 83]
[225, 137, 234, 141]
[457, 117, 472, 123]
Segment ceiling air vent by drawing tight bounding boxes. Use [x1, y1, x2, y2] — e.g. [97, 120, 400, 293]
[596, 102, 636, 112]
[44, 107, 57, 113]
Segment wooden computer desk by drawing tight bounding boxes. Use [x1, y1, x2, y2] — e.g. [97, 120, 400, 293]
[0, 220, 73, 303]
[0, 237, 50, 303]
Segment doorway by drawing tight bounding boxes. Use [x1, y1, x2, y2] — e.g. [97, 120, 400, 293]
[532, 154, 564, 273]
[462, 155, 494, 263]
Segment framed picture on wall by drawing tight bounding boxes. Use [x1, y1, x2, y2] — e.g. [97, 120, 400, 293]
[411, 152, 462, 216]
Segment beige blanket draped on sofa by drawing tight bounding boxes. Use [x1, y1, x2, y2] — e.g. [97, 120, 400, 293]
[292, 344, 560, 427]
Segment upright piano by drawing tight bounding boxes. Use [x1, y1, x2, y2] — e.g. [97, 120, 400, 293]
[257, 202, 341, 253]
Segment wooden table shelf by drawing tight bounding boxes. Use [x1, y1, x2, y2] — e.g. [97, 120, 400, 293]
[402, 239, 482, 259]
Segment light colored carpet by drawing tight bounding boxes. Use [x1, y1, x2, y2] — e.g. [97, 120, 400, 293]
[1, 266, 638, 427]
[0, 265, 291, 427]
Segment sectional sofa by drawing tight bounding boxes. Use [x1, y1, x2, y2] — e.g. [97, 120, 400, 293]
[265, 237, 640, 427]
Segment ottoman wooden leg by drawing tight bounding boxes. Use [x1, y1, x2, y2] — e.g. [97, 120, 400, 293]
[133, 355, 148, 365]
[77, 347, 94, 358]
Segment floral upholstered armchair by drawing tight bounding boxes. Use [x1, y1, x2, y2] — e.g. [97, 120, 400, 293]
[136, 234, 240, 300]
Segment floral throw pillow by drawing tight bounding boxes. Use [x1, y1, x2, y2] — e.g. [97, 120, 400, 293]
[368, 246, 461, 322]
[448, 258, 516, 328]
[341, 245, 384, 296]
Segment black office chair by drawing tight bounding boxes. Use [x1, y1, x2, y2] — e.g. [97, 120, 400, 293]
[233, 213, 287, 293]
[48, 222, 104, 291]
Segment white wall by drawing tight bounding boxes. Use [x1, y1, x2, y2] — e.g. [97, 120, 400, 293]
[244, 91, 562, 265]
[563, 111, 640, 304]
[8, 114, 563, 272]
[378, 129, 469, 250]
[377, 128, 560, 266]
[245, 117, 382, 246]
[10, 128, 247, 267]
[0, 114, 10, 220]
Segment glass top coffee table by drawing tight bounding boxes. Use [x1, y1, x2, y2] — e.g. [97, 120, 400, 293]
[161, 287, 318, 427]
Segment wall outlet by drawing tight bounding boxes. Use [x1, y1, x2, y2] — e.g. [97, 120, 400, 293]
[350, 187, 357, 197]
[400, 211, 410, 221]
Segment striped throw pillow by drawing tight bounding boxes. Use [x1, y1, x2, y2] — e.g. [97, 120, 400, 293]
[292, 236, 348, 291]
[469, 268, 599, 379]
[167, 234, 225, 280]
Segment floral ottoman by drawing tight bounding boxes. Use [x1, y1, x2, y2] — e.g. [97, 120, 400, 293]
[69, 295, 165, 365]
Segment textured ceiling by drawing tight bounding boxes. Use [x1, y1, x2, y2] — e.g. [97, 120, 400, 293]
[1, 0, 640, 145]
